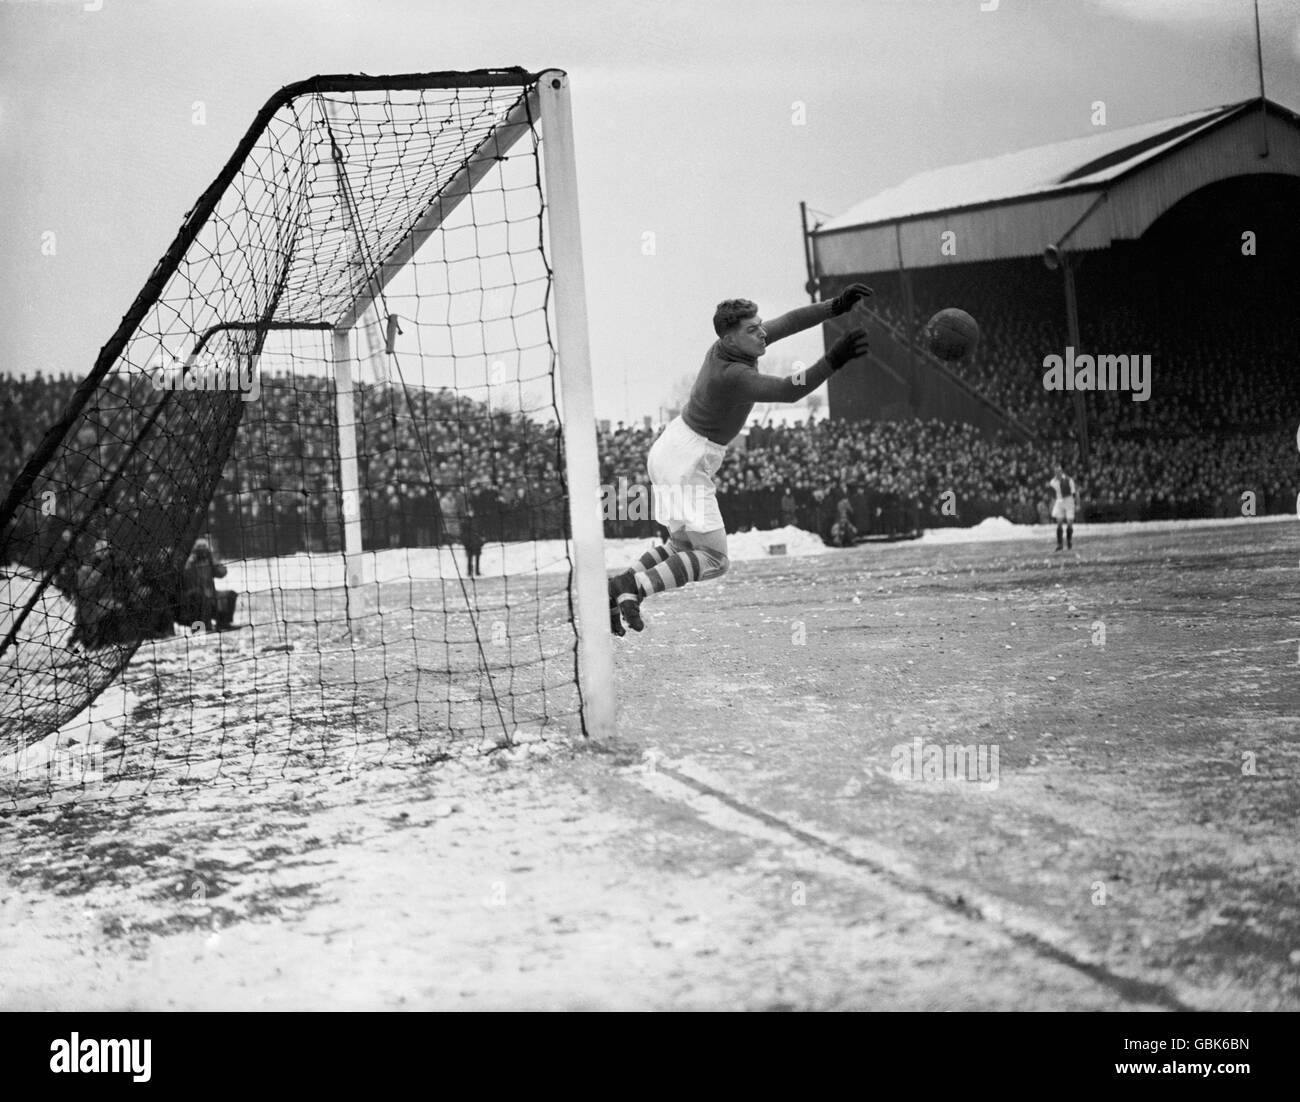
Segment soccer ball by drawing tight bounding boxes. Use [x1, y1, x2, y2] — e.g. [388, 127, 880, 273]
[924, 308, 979, 361]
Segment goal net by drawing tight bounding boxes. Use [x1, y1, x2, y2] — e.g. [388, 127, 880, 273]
[0, 69, 613, 802]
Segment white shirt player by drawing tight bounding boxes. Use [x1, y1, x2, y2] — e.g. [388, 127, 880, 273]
[1049, 473, 1076, 523]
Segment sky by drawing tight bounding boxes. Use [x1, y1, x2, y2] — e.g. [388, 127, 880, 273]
[1, 0, 1297, 423]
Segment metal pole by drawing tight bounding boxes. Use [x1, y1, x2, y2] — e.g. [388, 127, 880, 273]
[1253, 0, 1270, 158]
[1045, 192, 1109, 473]
[800, 201, 819, 303]
[1061, 250, 1090, 470]
[896, 222, 919, 412]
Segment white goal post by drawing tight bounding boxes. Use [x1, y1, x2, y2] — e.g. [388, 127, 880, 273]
[535, 71, 618, 740]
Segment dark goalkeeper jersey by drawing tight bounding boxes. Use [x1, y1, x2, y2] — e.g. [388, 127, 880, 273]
[681, 302, 836, 446]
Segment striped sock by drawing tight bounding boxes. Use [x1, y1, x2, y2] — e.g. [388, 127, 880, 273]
[633, 548, 727, 597]
[636, 543, 673, 571]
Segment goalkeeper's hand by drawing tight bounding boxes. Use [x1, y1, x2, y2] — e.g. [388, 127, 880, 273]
[830, 282, 873, 315]
[826, 327, 870, 369]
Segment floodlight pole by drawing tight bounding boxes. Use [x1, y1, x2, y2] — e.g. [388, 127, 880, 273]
[536, 69, 617, 740]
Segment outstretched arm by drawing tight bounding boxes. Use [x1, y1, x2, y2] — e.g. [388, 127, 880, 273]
[763, 301, 834, 345]
[726, 328, 870, 403]
[764, 283, 873, 344]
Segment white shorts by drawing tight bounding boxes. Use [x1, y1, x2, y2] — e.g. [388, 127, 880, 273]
[646, 416, 727, 534]
[1051, 498, 1076, 523]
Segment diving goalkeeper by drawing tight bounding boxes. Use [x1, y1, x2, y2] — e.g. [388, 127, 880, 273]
[608, 285, 873, 634]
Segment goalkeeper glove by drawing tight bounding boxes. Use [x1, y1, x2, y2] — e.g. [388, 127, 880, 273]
[826, 328, 870, 369]
[830, 282, 874, 315]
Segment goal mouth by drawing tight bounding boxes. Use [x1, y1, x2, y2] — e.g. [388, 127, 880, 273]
[0, 68, 613, 790]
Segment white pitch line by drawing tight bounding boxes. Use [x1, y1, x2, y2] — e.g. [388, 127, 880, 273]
[630, 753, 1220, 1011]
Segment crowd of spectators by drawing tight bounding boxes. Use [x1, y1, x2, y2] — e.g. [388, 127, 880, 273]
[0, 372, 80, 492]
[204, 377, 569, 555]
[857, 256, 1300, 447]
[1, 338, 1294, 558]
[707, 415, 1293, 533]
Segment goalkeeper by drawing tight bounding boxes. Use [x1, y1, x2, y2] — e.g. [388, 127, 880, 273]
[608, 285, 873, 634]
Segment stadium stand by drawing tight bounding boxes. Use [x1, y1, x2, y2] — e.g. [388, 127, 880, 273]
[5, 103, 1297, 555]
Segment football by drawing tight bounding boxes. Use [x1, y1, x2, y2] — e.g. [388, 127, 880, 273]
[925, 307, 980, 361]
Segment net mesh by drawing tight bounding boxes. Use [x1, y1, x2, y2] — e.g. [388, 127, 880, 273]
[0, 72, 585, 804]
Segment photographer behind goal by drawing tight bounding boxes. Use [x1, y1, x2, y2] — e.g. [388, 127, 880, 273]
[178, 538, 237, 632]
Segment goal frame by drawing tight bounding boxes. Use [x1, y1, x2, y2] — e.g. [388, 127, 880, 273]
[0, 68, 617, 741]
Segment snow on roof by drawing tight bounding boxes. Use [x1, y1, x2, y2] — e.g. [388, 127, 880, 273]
[818, 103, 1243, 232]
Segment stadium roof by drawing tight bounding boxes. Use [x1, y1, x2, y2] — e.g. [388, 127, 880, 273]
[819, 104, 1237, 231]
[811, 98, 1300, 273]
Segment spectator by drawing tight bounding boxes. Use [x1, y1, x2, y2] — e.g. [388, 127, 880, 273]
[71, 538, 127, 649]
[780, 486, 797, 528]
[179, 538, 236, 632]
[832, 489, 858, 547]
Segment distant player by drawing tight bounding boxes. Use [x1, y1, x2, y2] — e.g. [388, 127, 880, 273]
[461, 495, 484, 578]
[607, 285, 874, 634]
[1049, 464, 1077, 551]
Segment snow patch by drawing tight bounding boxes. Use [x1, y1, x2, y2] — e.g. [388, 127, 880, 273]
[918, 513, 1294, 547]
[224, 527, 832, 592]
[181, 513, 1300, 594]
[920, 517, 1025, 544]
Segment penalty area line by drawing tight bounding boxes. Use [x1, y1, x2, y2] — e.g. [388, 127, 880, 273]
[637, 757, 1199, 1013]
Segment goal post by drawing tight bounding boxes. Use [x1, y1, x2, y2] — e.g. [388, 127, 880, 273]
[0, 68, 617, 781]
[536, 70, 617, 741]
[331, 327, 365, 585]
